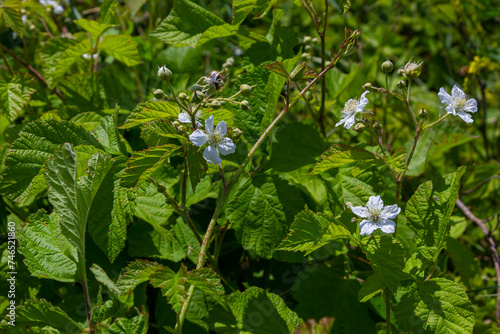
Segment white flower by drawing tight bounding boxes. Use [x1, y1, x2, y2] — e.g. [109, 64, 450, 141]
[336, 91, 370, 129]
[40, 0, 64, 14]
[82, 53, 98, 60]
[438, 85, 477, 124]
[178, 110, 202, 128]
[189, 115, 236, 165]
[350, 195, 400, 236]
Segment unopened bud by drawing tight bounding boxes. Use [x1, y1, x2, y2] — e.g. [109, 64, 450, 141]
[156, 183, 166, 193]
[240, 84, 252, 97]
[398, 69, 405, 75]
[362, 82, 373, 89]
[290, 62, 307, 81]
[191, 91, 205, 103]
[381, 58, 394, 73]
[300, 52, 311, 60]
[172, 120, 180, 127]
[418, 108, 428, 119]
[211, 100, 221, 109]
[231, 128, 243, 141]
[158, 66, 172, 82]
[373, 122, 382, 130]
[240, 100, 251, 111]
[354, 123, 365, 133]
[177, 124, 186, 133]
[225, 57, 234, 67]
[397, 80, 406, 89]
[402, 60, 423, 79]
[153, 89, 165, 100]
[303, 36, 312, 43]
[178, 92, 188, 101]
[311, 37, 319, 43]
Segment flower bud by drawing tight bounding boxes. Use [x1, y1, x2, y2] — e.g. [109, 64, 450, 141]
[211, 100, 221, 109]
[191, 91, 205, 103]
[381, 58, 394, 73]
[311, 37, 319, 43]
[178, 92, 188, 101]
[231, 128, 243, 141]
[397, 80, 406, 89]
[398, 69, 405, 75]
[290, 62, 307, 81]
[156, 183, 166, 193]
[172, 120, 180, 127]
[239, 84, 252, 97]
[225, 57, 234, 67]
[418, 108, 428, 119]
[373, 122, 382, 130]
[158, 65, 172, 82]
[402, 60, 423, 79]
[177, 124, 186, 133]
[354, 123, 365, 133]
[303, 36, 312, 44]
[300, 52, 311, 60]
[153, 89, 165, 100]
[240, 100, 251, 111]
[362, 82, 373, 89]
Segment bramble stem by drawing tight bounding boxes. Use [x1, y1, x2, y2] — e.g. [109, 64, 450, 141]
[422, 113, 449, 130]
[385, 287, 391, 334]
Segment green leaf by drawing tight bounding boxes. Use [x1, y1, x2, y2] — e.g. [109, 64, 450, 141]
[214, 287, 301, 333]
[0, 299, 83, 333]
[267, 123, 328, 172]
[446, 237, 480, 289]
[116, 259, 163, 294]
[141, 120, 188, 144]
[0, 0, 23, 37]
[395, 278, 475, 333]
[149, 265, 189, 313]
[197, 23, 239, 46]
[339, 0, 351, 14]
[74, 18, 115, 42]
[263, 61, 289, 79]
[40, 38, 78, 88]
[358, 273, 384, 303]
[52, 39, 92, 85]
[226, 176, 304, 259]
[105, 312, 149, 334]
[312, 144, 379, 175]
[187, 144, 207, 192]
[277, 208, 350, 255]
[98, 35, 141, 66]
[384, 148, 408, 175]
[18, 210, 78, 282]
[91, 115, 128, 155]
[150, 0, 225, 47]
[44, 143, 114, 256]
[186, 268, 225, 307]
[232, 0, 277, 25]
[100, 0, 119, 24]
[120, 101, 180, 129]
[0, 119, 103, 204]
[362, 235, 408, 292]
[0, 75, 36, 121]
[90, 264, 121, 296]
[405, 167, 466, 261]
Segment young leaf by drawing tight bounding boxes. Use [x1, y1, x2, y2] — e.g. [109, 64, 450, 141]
[18, 210, 78, 282]
[74, 18, 115, 42]
[44, 143, 114, 256]
[187, 144, 207, 192]
[0, 75, 36, 121]
[116, 259, 163, 294]
[104, 312, 149, 334]
[120, 101, 180, 129]
[0, 0, 23, 37]
[149, 265, 189, 313]
[98, 35, 141, 66]
[312, 144, 380, 175]
[384, 147, 408, 175]
[395, 278, 474, 333]
[263, 61, 289, 79]
[91, 114, 128, 155]
[405, 166, 466, 261]
[52, 39, 92, 85]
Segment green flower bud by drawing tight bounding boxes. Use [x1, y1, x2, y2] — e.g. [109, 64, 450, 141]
[191, 91, 205, 103]
[397, 80, 406, 89]
[178, 92, 188, 101]
[231, 128, 243, 141]
[156, 183, 167, 193]
[240, 84, 253, 97]
[158, 65, 172, 82]
[240, 100, 251, 111]
[303, 36, 312, 43]
[362, 82, 373, 89]
[398, 69, 405, 75]
[290, 62, 307, 81]
[381, 58, 394, 73]
[211, 100, 221, 109]
[153, 89, 165, 100]
[172, 120, 180, 127]
[177, 124, 186, 133]
[418, 108, 428, 119]
[402, 60, 423, 79]
[354, 123, 365, 133]
[373, 122, 382, 130]
[300, 52, 311, 60]
[311, 37, 319, 43]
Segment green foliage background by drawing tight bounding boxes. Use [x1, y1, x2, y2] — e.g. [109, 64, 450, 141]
[0, 0, 499, 333]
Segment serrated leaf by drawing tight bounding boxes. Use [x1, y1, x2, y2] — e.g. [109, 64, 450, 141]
[0, 0, 23, 37]
[405, 167, 466, 261]
[0, 299, 83, 333]
[384, 147, 408, 174]
[105, 312, 149, 334]
[116, 259, 163, 294]
[52, 39, 92, 85]
[0, 119, 103, 204]
[40, 38, 78, 88]
[149, 265, 188, 313]
[45, 143, 114, 256]
[91, 114, 128, 155]
[395, 278, 475, 333]
[150, 0, 225, 47]
[141, 120, 188, 145]
[278, 208, 350, 255]
[0, 75, 36, 121]
[186, 268, 225, 306]
[120, 101, 180, 129]
[312, 144, 379, 175]
[74, 18, 115, 43]
[214, 287, 301, 333]
[263, 61, 289, 78]
[90, 264, 121, 296]
[232, 0, 255, 25]
[98, 35, 141, 66]
[362, 235, 408, 292]
[18, 210, 78, 282]
[358, 273, 384, 303]
[187, 144, 207, 192]
[197, 23, 239, 46]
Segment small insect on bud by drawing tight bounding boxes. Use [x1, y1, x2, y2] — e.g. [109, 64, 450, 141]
[362, 82, 373, 89]
[178, 92, 188, 101]
[354, 123, 366, 133]
[231, 128, 243, 141]
[397, 80, 406, 89]
[211, 100, 221, 109]
[158, 65, 172, 82]
[153, 89, 165, 100]
[240, 100, 251, 111]
[381, 57, 394, 73]
[239, 84, 253, 97]
[418, 108, 428, 119]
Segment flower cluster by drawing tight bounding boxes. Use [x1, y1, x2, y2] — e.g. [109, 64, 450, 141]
[351, 196, 400, 236]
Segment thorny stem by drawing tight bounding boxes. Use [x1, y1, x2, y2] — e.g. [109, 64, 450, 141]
[175, 38, 351, 333]
[0, 43, 65, 100]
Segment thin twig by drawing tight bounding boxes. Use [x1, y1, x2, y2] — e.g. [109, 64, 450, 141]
[456, 198, 500, 322]
[464, 175, 500, 194]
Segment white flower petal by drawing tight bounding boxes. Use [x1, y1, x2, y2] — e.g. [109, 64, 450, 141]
[357, 91, 370, 111]
[215, 120, 227, 136]
[203, 145, 222, 165]
[464, 99, 477, 113]
[178, 112, 191, 123]
[360, 220, 378, 236]
[451, 85, 466, 100]
[205, 115, 214, 133]
[343, 115, 356, 129]
[381, 204, 401, 220]
[335, 118, 346, 127]
[189, 130, 208, 147]
[217, 138, 236, 155]
[351, 205, 370, 218]
[366, 195, 384, 211]
[378, 220, 396, 234]
[445, 105, 456, 115]
[438, 87, 452, 106]
[456, 111, 474, 124]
